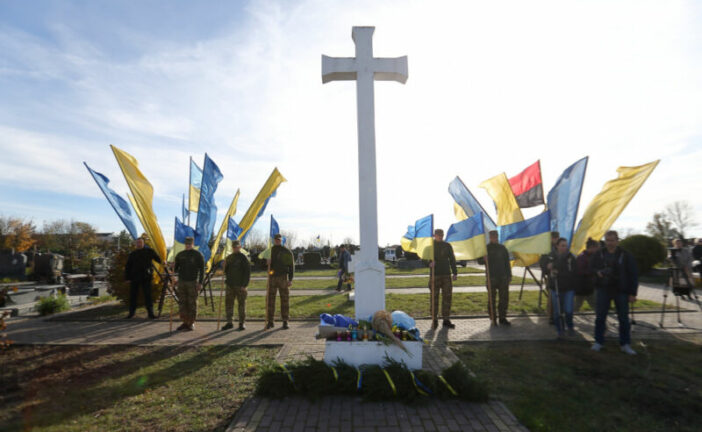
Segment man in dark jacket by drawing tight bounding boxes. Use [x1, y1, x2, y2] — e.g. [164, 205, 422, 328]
[266, 233, 294, 329]
[223, 240, 250, 330]
[547, 238, 577, 337]
[574, 238, 599, 311]
[124, 237, 162, 319]
[336, 245, 352, 291]
[486, 230, 511, 326]
[174, 236, 205, 331]
[430, 229, 458, 329]
[591, 230, 638, 355]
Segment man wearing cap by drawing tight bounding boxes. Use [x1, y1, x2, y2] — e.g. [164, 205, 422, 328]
[124, 236, 162, 319]
[174, 236, 205, 330]
[223, 240, 250, 330]
[486, 230, 512, 326]
[266, 233, 294, 329]
[430, 229, 458, 329]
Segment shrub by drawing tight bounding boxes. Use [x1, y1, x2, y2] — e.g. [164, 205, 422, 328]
[35, 294, 70, 316]
[107, 249, 162, 307]
[620, 235, 667, 274]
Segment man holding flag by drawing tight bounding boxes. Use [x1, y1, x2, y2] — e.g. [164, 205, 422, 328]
[266, 233, 294, 330]
[430, 229, 458, 329]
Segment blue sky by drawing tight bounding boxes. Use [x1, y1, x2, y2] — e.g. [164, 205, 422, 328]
[1, 0, 701, 247]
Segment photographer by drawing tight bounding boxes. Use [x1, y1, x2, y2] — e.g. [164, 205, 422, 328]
[670, 239, 694, 288]
[590, 231, 638, 355]
[547, 238, 577, 338]
[693, 238, 702, 274]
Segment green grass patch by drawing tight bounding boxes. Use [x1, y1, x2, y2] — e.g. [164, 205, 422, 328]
[0, 344, 276, 432]
[55, 291, 667, 321]
[87, 294, 117, 305]
[453, 339, 702, 432]
[35, 294, 70, 316]
[249, 265, 484, 278]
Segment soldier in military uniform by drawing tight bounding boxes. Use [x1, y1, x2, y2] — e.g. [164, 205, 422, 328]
[266, 233, 294, 330]
[430, 229, 458, 329]
[223, 240, 250, 331]
[124, 237, 162, 319]
[486, 230, 512, 326]
[174, 236, 205, 331]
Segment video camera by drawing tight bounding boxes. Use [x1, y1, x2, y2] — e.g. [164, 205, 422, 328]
[668, 247, 681, 269]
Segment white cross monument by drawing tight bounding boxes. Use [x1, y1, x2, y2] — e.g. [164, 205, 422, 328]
[322, 27, 408, 321]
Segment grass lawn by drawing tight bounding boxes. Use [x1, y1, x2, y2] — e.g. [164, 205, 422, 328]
[216, 274, 534, 290]
[248, 265, 484, 278]
[454, 338, 702, 432]
[0, 345, 276, 432]
[55, 291, 666, 321]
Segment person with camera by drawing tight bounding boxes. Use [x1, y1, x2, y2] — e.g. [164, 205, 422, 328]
[670, 238, 694, 289]
[547, 237, 577, 338]
[591, 230, 638, 355]
[693, 238, 702, 274]
[539, 231, 560, 324]
[574, 238, 599, 311]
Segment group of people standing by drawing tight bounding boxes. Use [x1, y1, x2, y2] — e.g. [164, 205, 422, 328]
[124, 233, 294, 332]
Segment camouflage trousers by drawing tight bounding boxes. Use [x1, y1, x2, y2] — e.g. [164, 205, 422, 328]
[225, 284, 247, 325]
[266, 275, 290, 323]
[488, 277, 510, 321]
[177, 281, 198, 325]
[430, 275, 453, 320]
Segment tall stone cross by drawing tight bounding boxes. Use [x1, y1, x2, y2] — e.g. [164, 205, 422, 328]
[322, 26, 408, 320]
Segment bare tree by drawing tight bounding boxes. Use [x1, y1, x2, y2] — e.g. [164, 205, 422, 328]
[665, 201, 698, 239]
[646, 212, 677, 244]
[280, 230, 297, 249]
[242, 228, 267, 252]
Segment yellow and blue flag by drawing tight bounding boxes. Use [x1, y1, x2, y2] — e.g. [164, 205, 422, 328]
[209, 189, 241, 270]
[167, 217, 197, 261]
[259, 215, 286, 259]
[499, 211, 552, 255]
[111, 145, 167, 261]
[223, 217, 244, 257]
[448, 176, 497, 231]
[571, 160, 659, 254]
[182, 193, 189, 225]
[547, 157, 588, 247]
[446, 212, 487, 260]
[401, 215, 434, 260]
[238, 168, 286, 244]
[84, 162, 140, 240]
[194, 154, 223, 263]
[188, 157, 203, 212]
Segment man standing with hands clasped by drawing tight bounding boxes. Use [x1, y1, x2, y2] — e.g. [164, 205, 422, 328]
[430, 229, 458, 329]
[124, 236, 162, 319]
[591, 230, 639, 355]
[266, 233, 294, 330]
[223, 240, 250, 331]
[174, 236, 205, 331]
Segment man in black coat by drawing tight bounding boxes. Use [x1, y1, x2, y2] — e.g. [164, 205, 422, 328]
[124, 237, 162, 319]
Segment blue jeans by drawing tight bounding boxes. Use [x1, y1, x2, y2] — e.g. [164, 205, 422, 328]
[594, 288, 630, 346]
[551, 290, 574, 333]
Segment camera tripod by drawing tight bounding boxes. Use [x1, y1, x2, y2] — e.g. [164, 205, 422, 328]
[659, 266, 702, 328]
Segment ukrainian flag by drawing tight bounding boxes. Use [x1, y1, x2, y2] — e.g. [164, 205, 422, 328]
[499, 211, 552, 255]
[188, 157, 203, 213]
[259, 215, 285, 259]
[400, 225, 416, 253]
[224, 217, 244, 257]
[167, 217, 197, 262]
[446, 213, 487, 260]
[401, 214, 434, 260]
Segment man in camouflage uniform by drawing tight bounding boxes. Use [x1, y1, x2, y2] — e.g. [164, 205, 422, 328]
[430, 229, 458, 329]
[174, 236, 205, 331]
[223, 240, 250, 331]
[487, 230, 512, 326]
[266, 233, 294, 330]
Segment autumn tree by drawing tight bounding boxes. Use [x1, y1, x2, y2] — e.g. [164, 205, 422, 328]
[0, 216, 36, 252]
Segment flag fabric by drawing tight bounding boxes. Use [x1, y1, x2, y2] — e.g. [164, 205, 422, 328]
[414, 214, 434, 260]
[167, 217, 197, 261]
[479, 173, 523, 226]
[400, 225, 416, 253]
[571, 160, 659, 254]
[448, 176, 497, 231]
[446, 212, 487, 260]
[238, 168, 287, 244]
[509, 160, 545, 208]
[188, 157, 203, 212]
[84, 162, 139, 240]
[208, 189, 241, 270]
[499, 211, 552, 255]
[194, 154, 223, 263]
[110, 145, 167, 261]
[224, 217, 244, 257]
[182, 193, 189, 225]
[259, 215, 286, 259]
[546, 157, 588, 247]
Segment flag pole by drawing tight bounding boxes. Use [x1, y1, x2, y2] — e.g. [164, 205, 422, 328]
[265, 215, 273, 328]
[217, 259, 225, 330]
[430, 216, 436, 328]
[187, 156, 192, 226]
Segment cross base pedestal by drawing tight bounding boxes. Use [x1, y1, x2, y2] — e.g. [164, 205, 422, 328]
[352, 259, 386, 321]
[323, 340, 423, 370]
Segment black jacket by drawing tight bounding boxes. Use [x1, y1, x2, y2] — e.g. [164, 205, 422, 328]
[487, 243, 511, 279]
[591, 247, 639, 296]
[125, 248, 162, 281]
[174, 249, 205, 284]
[548, 251, 576, 293]
[270, 245, 294, 280]
[225, 252, 251, 287]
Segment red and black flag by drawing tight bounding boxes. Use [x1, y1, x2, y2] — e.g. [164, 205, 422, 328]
[509, 160, 544, 208]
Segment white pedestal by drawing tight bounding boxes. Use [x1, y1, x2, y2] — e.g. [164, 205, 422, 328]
[324, 340, 423, 370]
